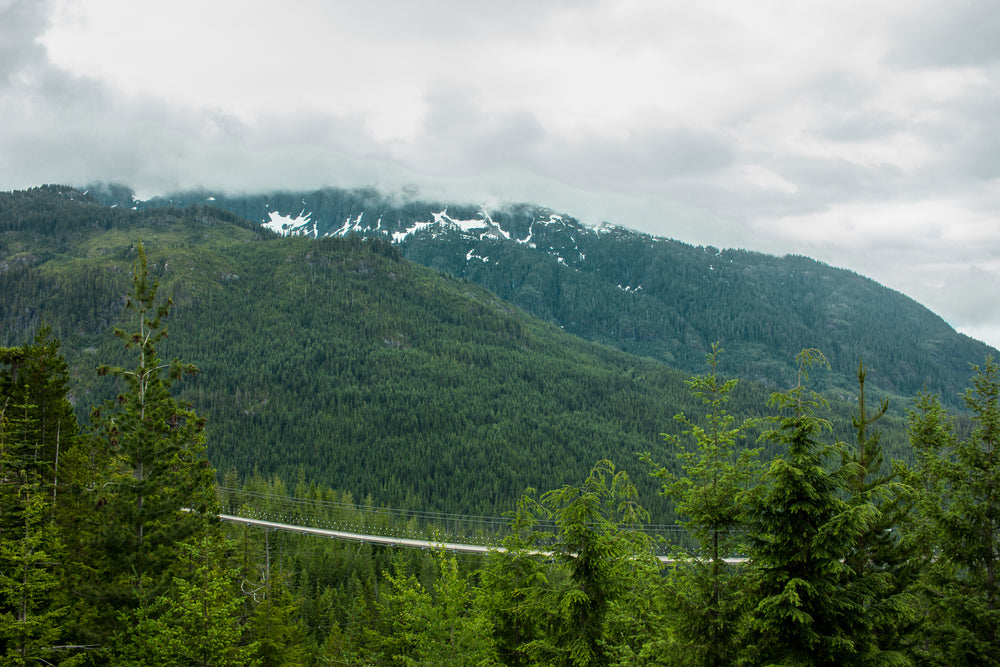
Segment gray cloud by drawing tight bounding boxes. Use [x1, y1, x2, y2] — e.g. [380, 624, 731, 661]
[890, 0, 1000, 68]
[0, 0, 51, 82]
[931, 84, 1000, 181]
[3, 1, 1000, 349]
[400, 86, 548, 175]
[547, 127, 737, 191]
[821, 110, 907, 143]
[392, 86, 737, 196]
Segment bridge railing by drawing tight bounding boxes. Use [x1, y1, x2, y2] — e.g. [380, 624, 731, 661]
[216, 486, 715, 558]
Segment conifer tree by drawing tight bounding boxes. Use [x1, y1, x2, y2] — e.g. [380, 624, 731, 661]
[362, 549, 496, 666]
[0, 393, 72, 664]
[479, 490, 549, 667]
[645, 344, 760, 666]
[0, 335, 85, 664]
[0, 327, 79, 499]
[839, 360, 912, 663]
[111, 537, 259, 667]
[904, 356, 1000, 665]
[87, 242, 220, 644]
[526, 460, 657, 667]
[844, 360, 892, 562]
[245, 572, 310, 667]
[740, 349, 879, 667]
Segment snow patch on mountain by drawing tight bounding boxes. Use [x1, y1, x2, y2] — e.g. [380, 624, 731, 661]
[263, 209, 316, 237]
[306, 202, 592, 247]
[332, 213, 369, 237]
[466, 249, 489, 263]
[439, 209, 512, 240]
[392, 219, 437, 243]
[392, 208, 513, 243]
[518, 223, 536, 247]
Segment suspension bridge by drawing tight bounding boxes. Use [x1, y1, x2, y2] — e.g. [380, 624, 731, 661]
[215, 487, 746, 564]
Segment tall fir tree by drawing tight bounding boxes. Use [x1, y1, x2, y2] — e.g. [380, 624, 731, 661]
[839, 360, 912, 664]
[843, 360, 893, 569]
[644, 344, 761, 667]
[86, 242, 221, 651]
[740, 350, 880, 667]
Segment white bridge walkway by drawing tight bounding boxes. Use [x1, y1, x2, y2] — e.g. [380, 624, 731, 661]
[219, 513, 548, 557]
[217, 487, 746, 564]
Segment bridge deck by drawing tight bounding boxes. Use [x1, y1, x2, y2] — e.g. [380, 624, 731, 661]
[219, 513, 747, 565]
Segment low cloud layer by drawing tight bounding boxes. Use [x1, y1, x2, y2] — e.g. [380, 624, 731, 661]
[3, 0, 999, 348]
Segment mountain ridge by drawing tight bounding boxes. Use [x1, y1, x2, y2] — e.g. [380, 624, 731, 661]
[86, 182, 996, 408]
[2, 185, 735, 517]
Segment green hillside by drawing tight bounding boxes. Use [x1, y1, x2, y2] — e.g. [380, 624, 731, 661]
[6, 186, 998, 665]
[405, 226, 992, 406]
[3, 185, 811, 517]
[90, 183, 996, 410]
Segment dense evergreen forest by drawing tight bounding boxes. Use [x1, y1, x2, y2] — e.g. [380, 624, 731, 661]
[88, 183, 997, 408]
[3, 185, 921, 520]
[1, 185, 998, 663]
[2, 245, 998, 664]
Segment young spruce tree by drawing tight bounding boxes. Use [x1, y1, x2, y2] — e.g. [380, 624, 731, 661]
[740, 349, 879, 667]
[644, 344, 760, 667]
[839, 360, 912, 664]
[526, 459, 657, 667]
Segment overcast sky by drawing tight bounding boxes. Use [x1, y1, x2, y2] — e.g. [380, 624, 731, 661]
[3, 0, 999, 349]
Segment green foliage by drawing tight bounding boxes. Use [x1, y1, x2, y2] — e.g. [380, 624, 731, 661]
[500, 460, 659, 667]
[88, 242, 218, 598]
[398, 205, 994, 408]
[0, 330, 87, 665]
[0, 456, 71, 664]
[243, 542, 311, 667]
[3, 186, 749, 520]
[111, 538, 259, 666]
[741, 350, 881, 667]
[478, 491, 551, 667]
[246, 583, 309, 666]
[902, 356, 1000, 665]
[839, 360, 914, 664]
[121, 183, 995, 412]
[644, 344, 761, 666]
[0, 184, 954, 519]
[361, 550, 497, 666]
[7, 185, 1000, 665]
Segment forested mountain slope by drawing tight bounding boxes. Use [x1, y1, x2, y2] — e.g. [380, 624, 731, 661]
[5, 185, 997, 665]
[3, 185, 797, 518]
[90, 183, 996, 409]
